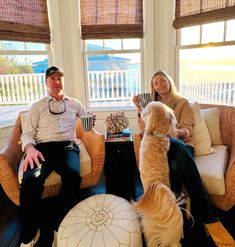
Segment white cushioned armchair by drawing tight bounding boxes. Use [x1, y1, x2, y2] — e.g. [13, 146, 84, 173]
[133, 103, 235, 211]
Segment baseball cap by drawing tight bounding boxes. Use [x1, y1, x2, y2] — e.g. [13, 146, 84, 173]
[45, 66, 64, 79]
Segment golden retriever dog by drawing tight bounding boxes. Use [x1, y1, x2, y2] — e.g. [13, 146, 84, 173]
[139, 101, 177, 191]
[133, 182, 184, 247]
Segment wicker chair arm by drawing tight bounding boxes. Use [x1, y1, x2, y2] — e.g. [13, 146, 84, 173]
[224, 139, 235, 205]
[0, 153, 20, 205]
[1, 116, 24, 174]
[0, 115, 24, 205]
[76, 119, 105, 188]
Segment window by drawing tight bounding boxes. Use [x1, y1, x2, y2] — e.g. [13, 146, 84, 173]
[0, 0, 51, 127]
[80, 0, 143, 108]
[83, 38, 142, 108]
[177, 19, 235, 105]
[0, 40, 50, 106]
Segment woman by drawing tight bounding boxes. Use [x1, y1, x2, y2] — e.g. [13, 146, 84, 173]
[132, 70, 234, 247]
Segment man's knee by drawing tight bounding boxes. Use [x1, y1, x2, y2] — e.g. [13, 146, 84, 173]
[21, 168, 45, 194]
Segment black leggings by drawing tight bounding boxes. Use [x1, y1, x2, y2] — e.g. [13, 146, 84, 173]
[168, 138, 219, 224]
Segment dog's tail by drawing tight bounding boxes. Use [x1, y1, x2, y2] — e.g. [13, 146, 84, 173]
[132, 182, 184, 246]
[133, 182, 177, 215]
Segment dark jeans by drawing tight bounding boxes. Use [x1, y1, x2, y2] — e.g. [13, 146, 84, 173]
[168, 138, 219, 224]
[20, 141, 81, 244]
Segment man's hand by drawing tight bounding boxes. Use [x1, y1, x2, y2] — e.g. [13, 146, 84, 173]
[23, 144, 45, 172]
[87, 111, 96, 126]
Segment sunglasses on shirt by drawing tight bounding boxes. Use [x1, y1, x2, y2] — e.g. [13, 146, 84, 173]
[48, 98, 66, 115]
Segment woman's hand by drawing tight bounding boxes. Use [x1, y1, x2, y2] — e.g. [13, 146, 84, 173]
[133, 95, 145, 132]
[168, 128, 189, 139]
[167, 128, 178, 138]
[132, 95, 141, 108]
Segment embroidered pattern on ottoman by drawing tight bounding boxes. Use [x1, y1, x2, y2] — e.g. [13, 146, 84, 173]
[57, 194, 143, 247]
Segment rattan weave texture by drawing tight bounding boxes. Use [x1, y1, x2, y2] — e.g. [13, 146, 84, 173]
[0, 114, 105, 206]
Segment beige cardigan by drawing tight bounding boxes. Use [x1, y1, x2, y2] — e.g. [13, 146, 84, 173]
[171, 96, 194, 147]
[138, 95, 195, 147]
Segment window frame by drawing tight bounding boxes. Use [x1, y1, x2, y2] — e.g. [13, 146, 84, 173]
[176, 20, 235, 49]
[0, 42, 51, 62]
[0, 40, 52, 108]
[175, 19, 235, 105]
[82, 38, 144, 109]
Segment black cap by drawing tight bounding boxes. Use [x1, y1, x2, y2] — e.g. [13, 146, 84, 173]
[45, 66, 64, 79]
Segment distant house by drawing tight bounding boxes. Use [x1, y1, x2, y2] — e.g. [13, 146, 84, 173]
[87, 54, 129, 71]
[32, 44, 130, 73]
[32, 59, 48, 73]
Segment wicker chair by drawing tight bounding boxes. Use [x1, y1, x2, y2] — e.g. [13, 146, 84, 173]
[0, 113, 105, 206]
[133, 103, 235, 211]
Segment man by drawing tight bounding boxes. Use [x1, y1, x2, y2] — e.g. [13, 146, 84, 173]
[20, 66, 93, 247]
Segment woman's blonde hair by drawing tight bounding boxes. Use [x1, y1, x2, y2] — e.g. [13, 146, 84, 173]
[150, 70, 178, 101]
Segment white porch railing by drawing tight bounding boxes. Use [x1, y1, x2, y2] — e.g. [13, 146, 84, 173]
[0, 70, 141, 105]
[180, 74, 235, 106]
[0, 71, 234, 106]
[0, 73, 47, 105]
[88, 69, 141, 102]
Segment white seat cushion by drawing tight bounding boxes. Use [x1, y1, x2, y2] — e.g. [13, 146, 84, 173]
[195, 145, 228, 196]
[18, 139, 92, 185]
[57, 194, 143, 247]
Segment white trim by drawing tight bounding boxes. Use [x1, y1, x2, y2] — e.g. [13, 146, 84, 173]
[84, 49, 141, 55]
[82, 40, 89, 108]
[144, 0, 176, 88]
[143, 0, 155, 91]
[47, 0, 86, 105]
[178, 40, 235, 49]
[0, 50, 50, 55]
[47, 0, 64, 69]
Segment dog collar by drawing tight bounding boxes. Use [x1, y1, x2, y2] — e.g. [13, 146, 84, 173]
[152, 131, 167, 138]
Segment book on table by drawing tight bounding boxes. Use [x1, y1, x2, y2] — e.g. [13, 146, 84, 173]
[106, 128, 132, 142]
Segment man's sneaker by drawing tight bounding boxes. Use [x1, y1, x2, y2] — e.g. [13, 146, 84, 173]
[20, 229, 40, 247]
[52, 230, 58, 247]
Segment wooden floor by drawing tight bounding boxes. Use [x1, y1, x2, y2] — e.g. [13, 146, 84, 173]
[0, 171, 234, 247]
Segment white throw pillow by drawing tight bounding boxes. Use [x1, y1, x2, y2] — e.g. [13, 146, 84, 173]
[200, 108, 222, 145]
[192, 102, 215, 156]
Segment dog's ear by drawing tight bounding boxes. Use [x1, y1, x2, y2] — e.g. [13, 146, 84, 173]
[145, 111, 159, 134]
[169, 110, 177, 127]
[168, 110, 177, 137]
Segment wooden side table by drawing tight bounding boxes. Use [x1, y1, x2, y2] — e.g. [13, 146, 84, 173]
[104, 140, 136, 201]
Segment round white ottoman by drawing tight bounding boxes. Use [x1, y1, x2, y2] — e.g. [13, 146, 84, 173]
[57, 194, 143, 247]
